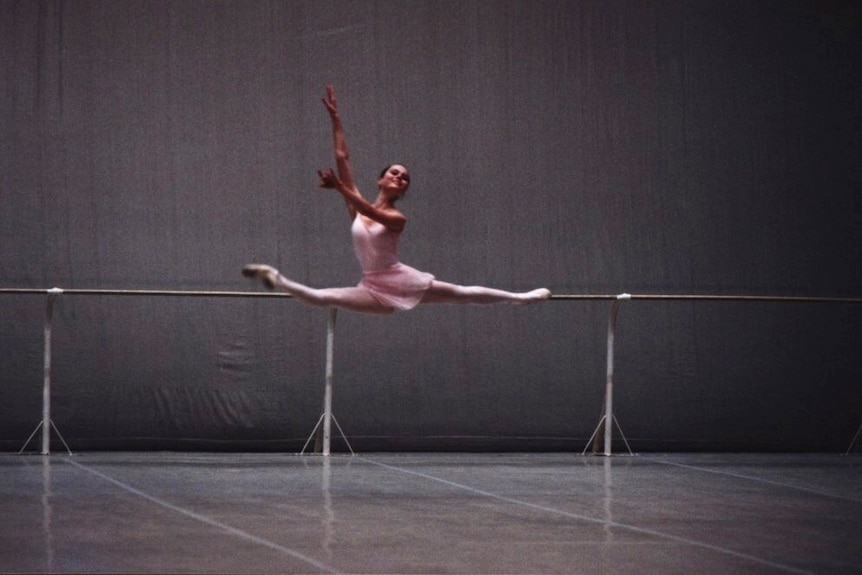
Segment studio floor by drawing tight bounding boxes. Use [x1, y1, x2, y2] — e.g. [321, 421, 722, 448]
[1, 452, 860, 574]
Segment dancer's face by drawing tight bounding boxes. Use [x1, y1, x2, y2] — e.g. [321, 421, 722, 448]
[379, 164, 411, 195]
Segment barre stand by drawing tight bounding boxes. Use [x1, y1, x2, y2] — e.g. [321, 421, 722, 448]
[5, 288, 859, 456]
[300, 307, 354, 456]
[19, 289, 73, 456]
[581, 294, 634, 456]
[846, 421, 862, 455]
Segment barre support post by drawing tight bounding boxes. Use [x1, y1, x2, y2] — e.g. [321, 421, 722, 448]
[301, 307, 353, 456]
[42, 290, 55, 455]
[603, 297, 621, 455]
[322, 307, 336, 455]
[583, 294, 633, 456]
[20, 288, 72, 456]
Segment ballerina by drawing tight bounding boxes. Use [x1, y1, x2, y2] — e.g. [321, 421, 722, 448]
[243, 86, 551, 314]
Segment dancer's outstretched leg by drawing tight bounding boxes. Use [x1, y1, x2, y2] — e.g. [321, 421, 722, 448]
[420, 280, 550, 305]
[242, 264, 393, 314]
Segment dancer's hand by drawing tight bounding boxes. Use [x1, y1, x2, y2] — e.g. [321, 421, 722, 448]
[317, 168, 342, 190]
[322, 86, 338, 117]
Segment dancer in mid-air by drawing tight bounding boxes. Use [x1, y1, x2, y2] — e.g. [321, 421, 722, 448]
[243, 86, 551, 314]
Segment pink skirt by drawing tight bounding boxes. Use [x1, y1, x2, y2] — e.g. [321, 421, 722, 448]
[358, 263, 435, 311]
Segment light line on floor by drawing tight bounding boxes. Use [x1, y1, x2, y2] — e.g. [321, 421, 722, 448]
[65, 458, 339, 574]
[360, 456, 813, 575]
[643, 456, 862, 504]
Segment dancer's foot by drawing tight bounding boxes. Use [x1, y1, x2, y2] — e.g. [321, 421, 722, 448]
[517, 288, 552, 305]
[242, 264, 279, 289]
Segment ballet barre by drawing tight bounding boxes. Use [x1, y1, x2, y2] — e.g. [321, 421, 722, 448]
[2, 288, 861, 456]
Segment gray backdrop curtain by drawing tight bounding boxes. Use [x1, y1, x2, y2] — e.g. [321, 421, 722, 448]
[2, 0, 860, 451]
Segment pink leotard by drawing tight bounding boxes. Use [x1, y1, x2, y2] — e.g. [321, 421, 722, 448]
[352, 215, 434, 310]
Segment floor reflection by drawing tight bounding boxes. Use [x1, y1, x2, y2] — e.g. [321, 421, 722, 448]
[42, 457, 54, 573]
[320, 457, 335, 560]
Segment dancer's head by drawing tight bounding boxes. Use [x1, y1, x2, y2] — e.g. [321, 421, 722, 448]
[378, 164, 411, 199]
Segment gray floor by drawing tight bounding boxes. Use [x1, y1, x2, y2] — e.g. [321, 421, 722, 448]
[1, 452, 860, 574]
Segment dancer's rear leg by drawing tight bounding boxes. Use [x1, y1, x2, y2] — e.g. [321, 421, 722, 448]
[242, 264, 393, 314]
[420, 280, 550, 305]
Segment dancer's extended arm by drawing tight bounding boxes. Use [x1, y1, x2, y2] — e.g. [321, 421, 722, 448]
[318, 169, 406, 232]
[322, 86, 359, 221]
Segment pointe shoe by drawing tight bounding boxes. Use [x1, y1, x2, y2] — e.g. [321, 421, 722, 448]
[535, 288, 552, 300]
[518, 288, 552, 305]
[242, 264, 278, 289]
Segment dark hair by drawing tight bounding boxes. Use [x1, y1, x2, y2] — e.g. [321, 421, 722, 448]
[379, 164, 411, 183]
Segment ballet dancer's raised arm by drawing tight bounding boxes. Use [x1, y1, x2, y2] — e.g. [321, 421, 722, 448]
[319, 86, 407, 233]
[321, 86, 359, 221]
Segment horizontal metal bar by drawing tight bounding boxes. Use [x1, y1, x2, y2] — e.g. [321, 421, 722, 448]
[549, 294, 862, 304]
[1, 288, 860, 303]
[627, 294, 862, 304]
[0, 288, 292, 298]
